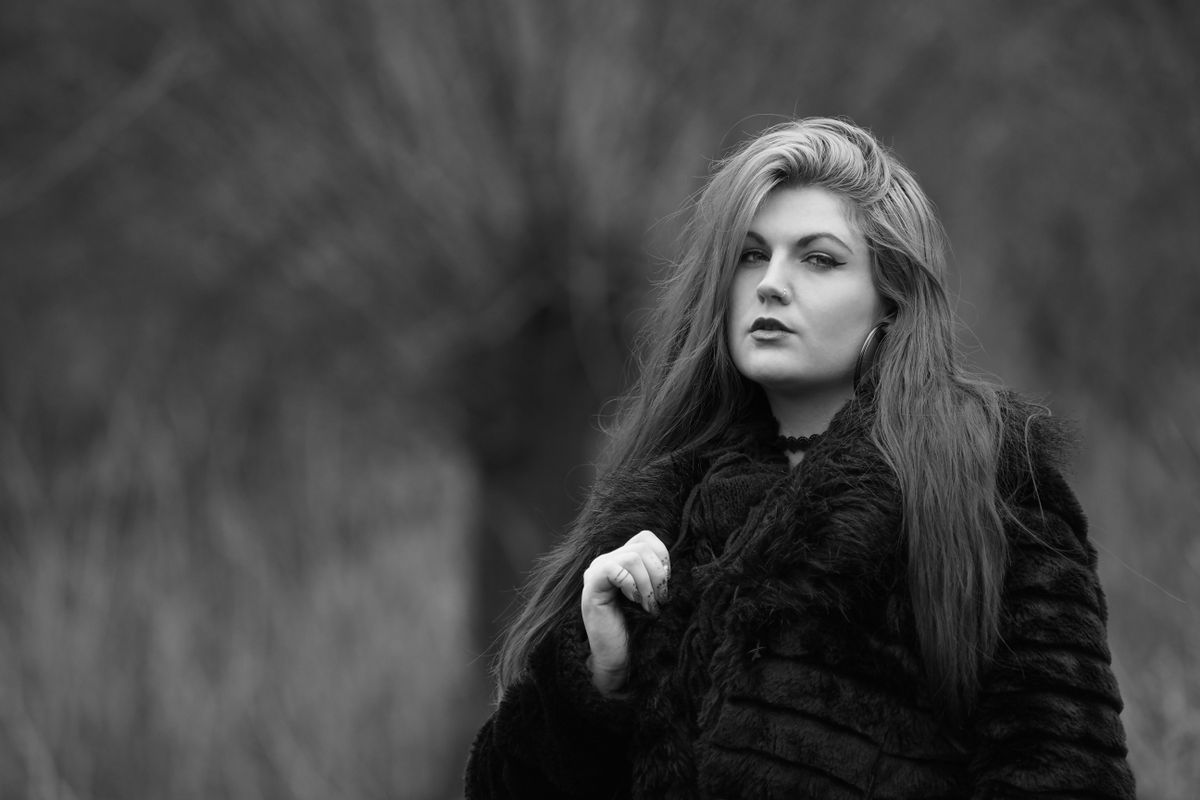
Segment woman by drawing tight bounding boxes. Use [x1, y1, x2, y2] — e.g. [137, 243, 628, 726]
[465, 117, 1135, 799]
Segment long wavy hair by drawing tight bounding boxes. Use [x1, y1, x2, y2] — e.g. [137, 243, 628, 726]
[495, 117, 1012, 724]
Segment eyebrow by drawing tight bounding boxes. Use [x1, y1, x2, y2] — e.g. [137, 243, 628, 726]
[745, 230, 855, 254]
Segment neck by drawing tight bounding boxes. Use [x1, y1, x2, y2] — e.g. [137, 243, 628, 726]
[764, 383, 852, 437]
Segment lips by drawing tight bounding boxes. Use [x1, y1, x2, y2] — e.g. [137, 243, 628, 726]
[750, 317, 793, 333]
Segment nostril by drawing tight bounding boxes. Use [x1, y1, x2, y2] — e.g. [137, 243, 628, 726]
[757, 284, 791, 304]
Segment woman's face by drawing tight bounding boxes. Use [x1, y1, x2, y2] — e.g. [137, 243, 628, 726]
[726, 185, 886, 400]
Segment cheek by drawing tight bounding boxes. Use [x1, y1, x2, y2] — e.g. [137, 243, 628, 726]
[727, 275, 754, 322]
[824, 287, 884, 345]
[847, 281, 886, 324]
[859, 295, 886, 327]
[730, 272, 752, 306]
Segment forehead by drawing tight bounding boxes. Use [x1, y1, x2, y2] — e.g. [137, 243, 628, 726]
[749, 185, 863, 240]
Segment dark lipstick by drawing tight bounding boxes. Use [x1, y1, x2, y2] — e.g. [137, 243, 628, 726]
[751, 317, 792, 333]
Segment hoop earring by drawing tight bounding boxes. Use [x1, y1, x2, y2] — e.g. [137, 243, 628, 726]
[853, 321, 890, 392]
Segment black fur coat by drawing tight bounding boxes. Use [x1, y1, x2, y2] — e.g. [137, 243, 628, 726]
[466, 398, 1136, 799]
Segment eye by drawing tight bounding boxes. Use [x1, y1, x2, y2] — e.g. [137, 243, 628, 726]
[804, 252, 845, 270]
[738, 248, 769, 266]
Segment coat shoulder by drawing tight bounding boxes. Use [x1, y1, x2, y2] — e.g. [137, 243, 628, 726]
[996, 394, 1087, 542]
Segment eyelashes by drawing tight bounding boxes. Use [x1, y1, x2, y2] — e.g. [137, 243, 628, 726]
[736, 249, 845, 270]
[805, 253, 846, 270]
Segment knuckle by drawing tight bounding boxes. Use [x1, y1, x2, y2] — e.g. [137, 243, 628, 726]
[603, 551, 625, 571]
[629, 530, 667, 557]
[616, 550, 641, 570]
[586, 553, 619, 580]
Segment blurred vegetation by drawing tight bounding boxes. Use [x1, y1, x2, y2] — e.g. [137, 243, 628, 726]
[1, 1, 1197, 798]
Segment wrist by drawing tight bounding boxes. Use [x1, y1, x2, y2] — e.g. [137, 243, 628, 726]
[586, 653, 629, 697]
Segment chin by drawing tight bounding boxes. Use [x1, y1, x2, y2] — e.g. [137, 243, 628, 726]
[741, 366, 809, 391]
[735, 353, 805, 384]
[743, 365, 854, 397]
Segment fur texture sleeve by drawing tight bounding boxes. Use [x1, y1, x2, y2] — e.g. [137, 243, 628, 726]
[465, 620, 634, 799]
[967, 468, 1136, 799]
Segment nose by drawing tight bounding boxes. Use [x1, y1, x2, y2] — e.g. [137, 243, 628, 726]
[755, 256, 791, 305]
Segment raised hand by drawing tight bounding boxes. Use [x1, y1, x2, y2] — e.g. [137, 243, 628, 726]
[580, 530, 670, 696]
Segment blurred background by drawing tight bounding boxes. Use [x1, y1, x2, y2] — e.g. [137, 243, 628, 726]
[1, 0, 1197, 797]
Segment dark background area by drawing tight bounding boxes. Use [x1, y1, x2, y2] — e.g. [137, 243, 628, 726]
[1, 1, 1197, 798]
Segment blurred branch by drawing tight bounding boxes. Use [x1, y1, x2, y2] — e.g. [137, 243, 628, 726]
[0, 35, 194, 220]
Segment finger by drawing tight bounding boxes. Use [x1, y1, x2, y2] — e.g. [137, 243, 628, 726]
[585, 555, 640, 606]
[652, 554, 669, 603]
[635, 549, 669, 604]
[626, 535, 670, 603]
[608, 564, 641, 605]
[617, 555, 657, 614]
[627, 530, 670, 569]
